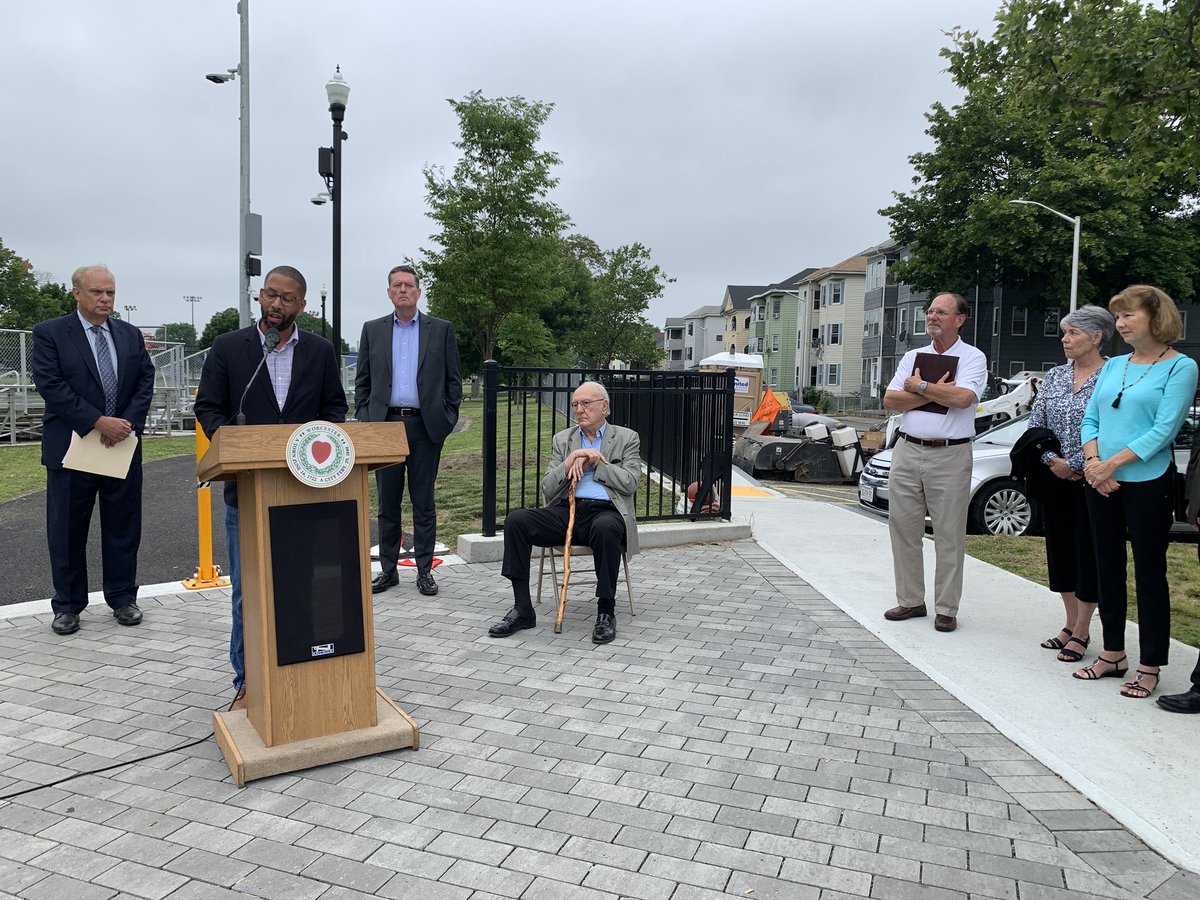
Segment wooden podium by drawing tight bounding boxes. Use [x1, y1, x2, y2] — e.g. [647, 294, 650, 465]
[197, 422, 419, 786]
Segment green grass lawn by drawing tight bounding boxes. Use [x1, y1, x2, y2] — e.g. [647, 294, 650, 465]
[966, 535, 1200, 649]
[0, 436, 197, 503]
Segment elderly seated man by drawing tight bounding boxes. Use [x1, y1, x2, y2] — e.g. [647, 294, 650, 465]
[488, 381, 641, 644]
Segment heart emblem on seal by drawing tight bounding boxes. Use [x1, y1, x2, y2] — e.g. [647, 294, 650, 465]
[311, 440, 332, 464]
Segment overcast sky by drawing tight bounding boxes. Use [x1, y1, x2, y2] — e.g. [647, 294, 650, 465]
[2, 0, 1002, 347]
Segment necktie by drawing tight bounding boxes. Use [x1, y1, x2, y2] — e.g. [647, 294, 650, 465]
[91, 325, 118, 416]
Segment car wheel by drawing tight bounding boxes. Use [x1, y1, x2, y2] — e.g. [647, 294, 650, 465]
[970, 478, 1033, 536]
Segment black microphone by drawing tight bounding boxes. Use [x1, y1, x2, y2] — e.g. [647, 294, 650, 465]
[234, 327, 281, 425]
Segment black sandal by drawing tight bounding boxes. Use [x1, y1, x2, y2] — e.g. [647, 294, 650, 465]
[1041, 628, 1072, 650]
[1057, 635, 1089, 663]
[1073, 655, 1128, 680]
[1120, 668, 1160, 699]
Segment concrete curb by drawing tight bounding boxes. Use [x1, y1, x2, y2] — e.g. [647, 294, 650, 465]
[456, 519, 752, 563]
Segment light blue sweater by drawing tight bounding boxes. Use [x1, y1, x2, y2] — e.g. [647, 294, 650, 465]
[1080, 352, 1197, 482]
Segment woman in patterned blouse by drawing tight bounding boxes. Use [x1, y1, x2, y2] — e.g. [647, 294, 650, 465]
[1027, 305, 1114, 663]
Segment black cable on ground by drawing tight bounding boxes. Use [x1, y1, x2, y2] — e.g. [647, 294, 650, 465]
[0, 701, 233, 802]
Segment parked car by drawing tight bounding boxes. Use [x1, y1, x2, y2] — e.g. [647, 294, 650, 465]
[857, 413, 1196, 537]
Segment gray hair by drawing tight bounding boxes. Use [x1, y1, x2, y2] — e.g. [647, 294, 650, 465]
[576, 380, 609, 402]
[1060, 304, 1115, 343]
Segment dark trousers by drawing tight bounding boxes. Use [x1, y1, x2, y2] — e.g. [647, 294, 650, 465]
[501, 499, 626, 616]
[46, 465, 142, 615]
[1041, 477, 1098, 602]
[1085, 469, 1174, 666]
[376, 415, 442, 575]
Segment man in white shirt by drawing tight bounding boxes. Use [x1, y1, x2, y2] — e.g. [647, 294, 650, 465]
[882, 292, 988, 632]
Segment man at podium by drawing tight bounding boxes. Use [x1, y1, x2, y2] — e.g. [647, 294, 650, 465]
[194, 265, 347, 709]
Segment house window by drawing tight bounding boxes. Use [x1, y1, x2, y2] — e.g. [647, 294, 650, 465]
[772, 298, 781, 319]
[1012, 307, 1027, 336]
[1181, 310, 1189, 335]
[795, 366, 801, 385]
[772, 334, 780, 352]
[670, 349, 682, 361]
[828, 324, 841, 346]
[797, 331, 803, 350]
[809, 366, 818, 384]
[811, 327, 819, 346]
[715, 333, 723, 343]
[686, 347, 693, 360]
[830, 282, 844, 304]
[1043, 306, 1060, 337]
[744, 316, 750, 329]
[687, 322, 694, 336]
[812, 296, 819, 311]
[898, 307, 907, 336]
[1043, 361, 1056, 371]
[827, 363, 841, 386]
[914, 314, 926, 336]
[770, 367, 779, 384]
[993, 308, 1000, 336]
[1009, 360, 1024, 376]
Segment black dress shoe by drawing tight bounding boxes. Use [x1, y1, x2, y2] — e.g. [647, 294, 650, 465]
[51, 613, 80, 635]
[372, 570, 399, 594]
[417, 571, 438, 596]
[592, 612, 616, 644]
[488, 608, 536, 637]
[1157, 687, 1200, 714]
[113, 603, 142, 626]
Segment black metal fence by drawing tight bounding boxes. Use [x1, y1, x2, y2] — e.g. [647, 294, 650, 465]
[481, 362, 735, 535]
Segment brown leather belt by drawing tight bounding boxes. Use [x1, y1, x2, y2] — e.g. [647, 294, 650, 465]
[898, 431, 970, 448]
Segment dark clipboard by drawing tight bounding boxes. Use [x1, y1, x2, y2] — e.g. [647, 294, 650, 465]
[912, 352, 958, 415]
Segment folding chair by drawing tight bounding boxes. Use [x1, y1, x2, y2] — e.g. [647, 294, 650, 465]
[536, 545, 636, 616]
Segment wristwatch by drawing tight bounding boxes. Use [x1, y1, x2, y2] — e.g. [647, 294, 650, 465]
[917, 380, 928, 395]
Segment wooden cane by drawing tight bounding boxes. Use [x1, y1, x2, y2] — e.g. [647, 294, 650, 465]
[554, 481, 577, 634]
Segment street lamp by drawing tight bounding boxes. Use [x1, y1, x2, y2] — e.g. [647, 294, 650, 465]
[1009, 199, 1081, 313]
[319, 66, 349, 363]
[183, 294, 202, 332]
[207, 0, 256, 328]
[320, 285, 328, 339]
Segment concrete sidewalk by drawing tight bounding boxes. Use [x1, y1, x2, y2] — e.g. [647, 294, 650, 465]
[0, 490, 1196, 897]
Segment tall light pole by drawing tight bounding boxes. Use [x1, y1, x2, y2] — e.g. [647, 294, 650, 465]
[320, 285, 328, 339]
[123, 305, 138, 329]
[319, 67, 350, 364]
[183, 295, 203, 332]
[207, 0, 256, 328]
[1009, 199, 1081, 313]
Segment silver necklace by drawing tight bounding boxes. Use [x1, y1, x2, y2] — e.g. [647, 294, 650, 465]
[1111, 347, 1168, 409]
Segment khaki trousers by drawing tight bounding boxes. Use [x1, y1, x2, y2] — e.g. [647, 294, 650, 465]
[887, 438, 973, 617]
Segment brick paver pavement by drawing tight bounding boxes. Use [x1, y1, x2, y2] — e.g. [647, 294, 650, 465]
[0, 541, 1195, 899]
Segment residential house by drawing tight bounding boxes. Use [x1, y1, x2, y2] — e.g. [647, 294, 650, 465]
[745, 269, 817, 392]
[681, 305, 725, 368]
[719, 285, 767, 355]
[661, 317, 686, 370]
[800, 255, 868, 396]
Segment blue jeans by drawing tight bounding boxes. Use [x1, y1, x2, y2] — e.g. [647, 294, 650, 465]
[225, 504, 244, 690]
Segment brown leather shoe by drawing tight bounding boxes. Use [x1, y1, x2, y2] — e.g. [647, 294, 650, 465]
[934, 614, 957, 632]
[884, 604, 927, 621]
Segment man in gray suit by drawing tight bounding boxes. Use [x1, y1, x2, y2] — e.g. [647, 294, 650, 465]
[489, 381, 641, 644]
[355, 265, 462, 596]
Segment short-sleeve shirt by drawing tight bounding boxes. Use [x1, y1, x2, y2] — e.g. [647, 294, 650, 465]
[887, 339, 988, 440]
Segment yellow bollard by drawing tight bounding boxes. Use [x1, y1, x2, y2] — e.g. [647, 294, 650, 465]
[182, 418, 230, 590]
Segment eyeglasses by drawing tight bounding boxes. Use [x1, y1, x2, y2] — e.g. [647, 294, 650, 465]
[571, 399, 604, 410]
[261, 288, 303, 305]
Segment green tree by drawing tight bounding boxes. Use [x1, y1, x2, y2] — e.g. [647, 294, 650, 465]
[294, 311, 349, 355]
[882, 77, 1200, 304]
[160, 322, 198, 352]
[0, 241, 74, 329]
[198, 307, 241, 350]
[420, 91, 570, 366]
[945, 0, 1200, 188]
[567, 242, 671, 368]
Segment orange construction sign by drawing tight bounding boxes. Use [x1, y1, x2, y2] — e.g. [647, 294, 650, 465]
[750, 385, 781, 425]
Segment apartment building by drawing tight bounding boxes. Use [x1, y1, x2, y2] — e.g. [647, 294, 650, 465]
[800, 255, 867, 396]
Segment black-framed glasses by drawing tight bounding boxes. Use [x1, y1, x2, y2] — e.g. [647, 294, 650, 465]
[261, 288, 303, 305]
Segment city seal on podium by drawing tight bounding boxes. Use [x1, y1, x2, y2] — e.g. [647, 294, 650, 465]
[286, 421, 356, 488]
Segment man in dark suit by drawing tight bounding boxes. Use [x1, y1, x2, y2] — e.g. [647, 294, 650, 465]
[354, 264, 462, 597]
[32, 265, 156, 635]
[1159, 421, 1200, 713]
[194, 265, 347, 707]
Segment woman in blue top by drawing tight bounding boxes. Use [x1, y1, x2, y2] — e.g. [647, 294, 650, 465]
[1074, 285, 1198, 699]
